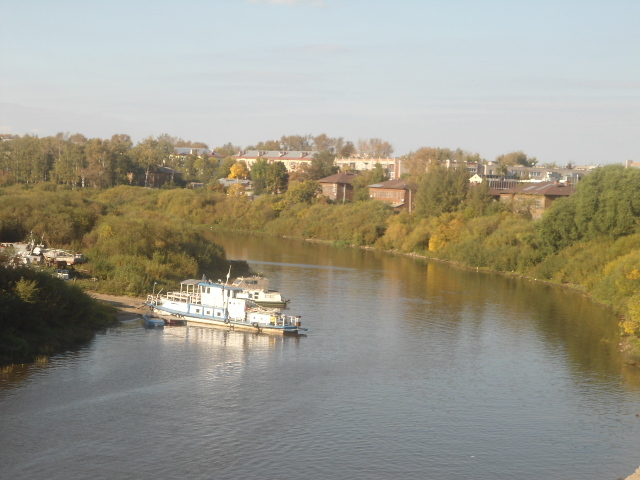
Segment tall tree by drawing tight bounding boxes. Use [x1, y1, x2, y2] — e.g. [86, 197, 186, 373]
[131, 136, 163, 187]
[495, 151, 538, 169]
[415, 165, 470, 218]
[280, 134, 313, 151]
[215, 142, 241, 157]
[229, 161, 250, 179]
[215, 157, 236, 180]
[308, 151, 338, 180]
[357, 138, 393, 158]
[106, 134, 133, 185]
[265, 161, 289, 194]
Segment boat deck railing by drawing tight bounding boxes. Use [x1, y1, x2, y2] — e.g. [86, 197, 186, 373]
[247, 310, 301, 327]
[164, 291, 202, 304]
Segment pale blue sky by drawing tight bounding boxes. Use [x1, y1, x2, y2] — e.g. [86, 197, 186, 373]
[1, 0, 638, 164]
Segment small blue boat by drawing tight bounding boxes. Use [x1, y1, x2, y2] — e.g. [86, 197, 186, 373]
[142, 313, 165, 328]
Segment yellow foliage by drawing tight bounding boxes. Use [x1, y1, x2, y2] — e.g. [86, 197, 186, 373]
[228, 162, 249, 180]
[428, 213, 466, 251]
[623, 295, 640, 335]
[14, 278, 39, 303]
[228, 183, 246, 196]
[627, 268, 640, 280]
[98, 223, 114, 241]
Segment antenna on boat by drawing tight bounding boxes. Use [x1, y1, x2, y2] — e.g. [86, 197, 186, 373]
[225, 265, 231, 286]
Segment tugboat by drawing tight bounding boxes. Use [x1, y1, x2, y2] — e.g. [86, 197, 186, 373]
[145, 277, 304, 335]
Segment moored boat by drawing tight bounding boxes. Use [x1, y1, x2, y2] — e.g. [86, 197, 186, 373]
[232, 275, 290, 308]
[145, 278, 305, 335]
[142, 313, 165, 328]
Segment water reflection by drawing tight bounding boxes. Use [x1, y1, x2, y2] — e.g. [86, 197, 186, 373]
[207, 230, 634, 390]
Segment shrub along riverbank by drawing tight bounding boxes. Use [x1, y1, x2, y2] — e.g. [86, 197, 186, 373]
[2, 164, 640, 363]
[0, 264, 117, 366]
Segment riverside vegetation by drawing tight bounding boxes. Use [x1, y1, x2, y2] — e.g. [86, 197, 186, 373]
[2, 133, 640, 364]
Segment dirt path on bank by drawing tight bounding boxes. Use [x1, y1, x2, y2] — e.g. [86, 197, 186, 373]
[89, 292, 148, 321]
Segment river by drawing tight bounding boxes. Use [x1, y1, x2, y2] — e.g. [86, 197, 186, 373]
[1, 231, 639, 479]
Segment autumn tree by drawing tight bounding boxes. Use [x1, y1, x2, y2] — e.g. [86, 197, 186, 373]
[229, 161, 250, 179]
[215, 143, 241, 157]
[337, 140, 356, 158]
[83, 138, 110, 188]
[215, 157, 237, 180]
[280, 134, 313, 151]
[106, 134, 134, 185]
[495, 151, 538, 170]
[228, 183, 246, 196]
[403, 147, 482, 181]
[247, 139, 281, 151]
[284, 180, 321, 204]
[131, 136, 163, 187]
[357, 138, 393, 158]
[307, 151, 338, 180]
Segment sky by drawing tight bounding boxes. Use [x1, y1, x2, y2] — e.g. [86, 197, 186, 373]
[1, 0, 638, 165]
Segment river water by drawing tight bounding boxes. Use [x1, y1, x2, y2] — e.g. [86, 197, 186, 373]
[1, 232, 640, 479]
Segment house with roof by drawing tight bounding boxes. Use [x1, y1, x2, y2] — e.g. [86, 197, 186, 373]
[171, 148, 224, 166]
[317, 172, 358, 202]
[143, 165, 183, 188]
[368, 179, 413, 211]
[217, 178, 253, 196]
[499, 181, 575, 219]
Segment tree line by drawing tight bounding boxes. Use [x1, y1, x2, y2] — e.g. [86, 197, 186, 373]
[1, 131, 555, 192]
[0, 132, 397, 189]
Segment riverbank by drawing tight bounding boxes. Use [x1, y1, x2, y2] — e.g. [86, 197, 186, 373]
[626, 466, 640, 480]
[89, 292, 146, 321]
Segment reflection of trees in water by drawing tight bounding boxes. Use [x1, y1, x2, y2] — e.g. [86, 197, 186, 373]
[206, 229, 627, 387]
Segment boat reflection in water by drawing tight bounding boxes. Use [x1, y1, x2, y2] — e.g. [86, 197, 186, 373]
[161, 322, 304, 351]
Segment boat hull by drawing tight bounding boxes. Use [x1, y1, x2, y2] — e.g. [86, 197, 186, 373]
[147, 304, 302, 335]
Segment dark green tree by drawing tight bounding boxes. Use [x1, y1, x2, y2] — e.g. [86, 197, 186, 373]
[308, 151, 337, 180]
[351, 163, 388, 201]
[415, 166, 470, 218]
[265, 161, 289, 194]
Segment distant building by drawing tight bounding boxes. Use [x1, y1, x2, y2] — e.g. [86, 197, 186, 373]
[335, 157, 402, 180]
[499, 181, 576, 219]
[171, 147, 224, 164]
[626, 160, 640, 168]
[217, 178, 253, 196]
[234, 150, 317, 173]
[368, 179, 413, 211]
[317, 172, 358, 202]
[145, 165, 183, 187]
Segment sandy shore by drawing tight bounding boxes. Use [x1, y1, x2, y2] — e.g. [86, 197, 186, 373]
[89, 292, 147, 321]
[626, 466, 640, 480]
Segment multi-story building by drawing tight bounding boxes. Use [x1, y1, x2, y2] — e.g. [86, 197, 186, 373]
[334, 157, 402, 180]
[233, 150, 317, 172]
